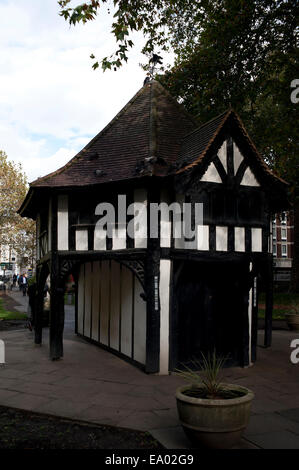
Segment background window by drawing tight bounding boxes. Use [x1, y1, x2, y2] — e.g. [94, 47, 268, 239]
[272, 243, 277, 257]
[281, 244, 287, 257]
[272, 226, 277, 240]
[280, 212, 287, 224]
[281, 228, 287, 240]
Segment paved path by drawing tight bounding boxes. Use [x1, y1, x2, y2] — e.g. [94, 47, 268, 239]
[0, 290, 299, 449]
[4, 288, 29, 313]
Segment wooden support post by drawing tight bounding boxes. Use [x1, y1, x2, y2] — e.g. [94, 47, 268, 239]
[49, 255, 65, 360]
[241, 281, 250, 367]
[264, 257, 273, 348]
[34, 289, 44, 345]
[145, 250, 160, 373]
[145, 185, 160, 374]
[251, 274, 259, 363]
[34, 264, 49, 345]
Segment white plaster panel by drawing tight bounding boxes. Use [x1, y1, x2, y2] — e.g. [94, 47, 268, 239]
[100, 260, 110, 346]
[133, 188, 147, 248]
[174, 194, 185, 249]
[76, 230, 88, 251]
[94, 227, 107, 250]
[159, 260, 171, 375]
[112, 226, 127, 250]
[233, 142, 244, 175]
[218, 140, 227, 173]
[197, 225, 209, 251]
[91, 261, 100, 341]
[216, 226, 228, 251]
[235, 227, 245, 252]
[252, 228, 262, 252]
[84, 262, 92, 337]
[120, 266, 133, 357]
[241, 167, 260, 187]
[57, 195, 69, 251]
[110, 261, 121, 351]
[77, 264, 85, 335]
[200, 162, 222, 183]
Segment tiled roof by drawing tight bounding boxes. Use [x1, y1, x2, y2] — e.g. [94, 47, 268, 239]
[176, 108, 287, 186]
[30, 80, 198, 188]
[24, 79, 287, 203]
[177, 110, 230, 172]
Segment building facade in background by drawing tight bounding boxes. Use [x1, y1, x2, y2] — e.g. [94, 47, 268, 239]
[0, 244, 31, 277]
[272, 211, 294, 286]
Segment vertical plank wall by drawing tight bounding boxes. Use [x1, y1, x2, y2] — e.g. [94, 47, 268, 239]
[77, 260, 147, 366]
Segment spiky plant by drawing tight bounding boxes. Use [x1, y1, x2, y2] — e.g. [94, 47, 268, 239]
[175, 350, 229, 399]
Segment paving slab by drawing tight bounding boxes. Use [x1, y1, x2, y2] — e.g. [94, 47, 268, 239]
[244, 412, 299, 436]
[0, 294, 298, 449]
[150, 427, 261, 450]
[245, 430, 299, 450]
[277, 408, 299, 425]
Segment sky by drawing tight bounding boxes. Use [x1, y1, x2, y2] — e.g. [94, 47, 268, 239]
[0, 0, 151, 183]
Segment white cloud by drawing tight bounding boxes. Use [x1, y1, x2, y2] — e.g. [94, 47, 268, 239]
[0, 0, 150, 182]
[24, 147, 79, 183]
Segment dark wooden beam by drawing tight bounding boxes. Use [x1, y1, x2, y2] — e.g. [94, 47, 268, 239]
[145, 185, 161, 374]
[264, 256, 273, 348]
[251, 274, 259, 363]
[49, 254, 65, 360]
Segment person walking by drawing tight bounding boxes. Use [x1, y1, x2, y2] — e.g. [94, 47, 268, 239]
[27, 280, 37, 331]
[13, 274, 17, 289]
[18, 275, 23, 291]
[22, 274, 28, 296]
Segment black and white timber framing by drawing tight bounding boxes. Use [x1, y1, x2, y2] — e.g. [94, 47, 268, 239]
[19, 81, 288, 374]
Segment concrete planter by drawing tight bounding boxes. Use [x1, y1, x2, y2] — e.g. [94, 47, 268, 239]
[176, 384, 254, 449]
[285, 314, 299, 331]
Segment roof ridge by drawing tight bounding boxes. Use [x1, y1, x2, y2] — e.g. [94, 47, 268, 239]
[181, 109, 232, 141]
[154, 80, 199, 128]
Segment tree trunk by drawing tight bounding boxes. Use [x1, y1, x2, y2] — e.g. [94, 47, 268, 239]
[290, 199, 299, 293]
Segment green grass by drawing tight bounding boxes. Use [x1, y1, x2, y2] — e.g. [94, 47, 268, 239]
[258, 292, 299, 320]
[258, 309, 287, 320]
[0, 299, 27, 320]
[259, 292, 299, 305]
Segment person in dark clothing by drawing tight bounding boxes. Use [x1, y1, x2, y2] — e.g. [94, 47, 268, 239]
[21, 274, 28, 296]
[18, 275, 23, 291]
[27, 281, 37, 329]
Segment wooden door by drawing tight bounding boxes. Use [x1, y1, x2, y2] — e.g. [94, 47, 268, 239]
[172, 259, 249, 369]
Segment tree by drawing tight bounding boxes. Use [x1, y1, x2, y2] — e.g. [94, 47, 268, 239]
[58, 0, 208, 71]
[156, 1, 298, 291]
[0, 151, 36, 270]
[58, 0, 299, 290]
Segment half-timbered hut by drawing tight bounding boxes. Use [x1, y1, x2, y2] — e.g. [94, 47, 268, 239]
[19, 80, 288, 374]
